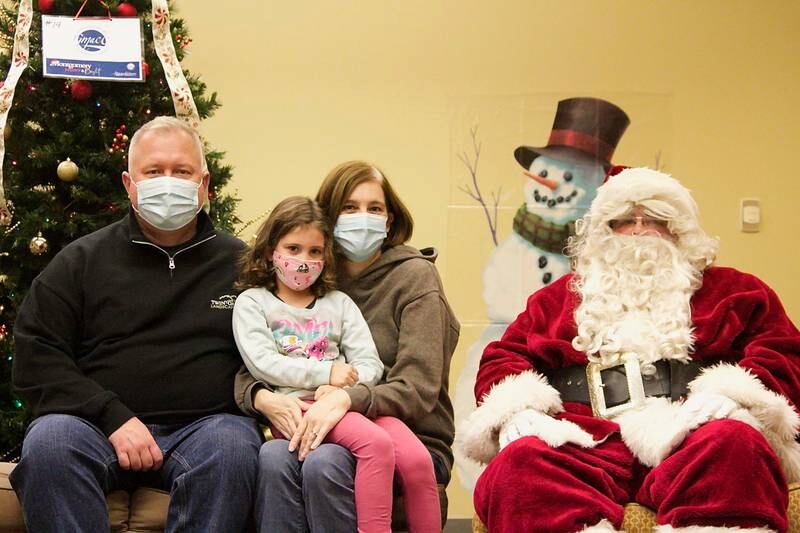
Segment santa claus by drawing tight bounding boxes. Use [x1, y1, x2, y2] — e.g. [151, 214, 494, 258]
[459, 167, 800, 533]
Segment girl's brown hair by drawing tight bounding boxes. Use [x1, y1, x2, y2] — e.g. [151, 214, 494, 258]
[236, 196, 337, 296]
[315, 160, 414, 249]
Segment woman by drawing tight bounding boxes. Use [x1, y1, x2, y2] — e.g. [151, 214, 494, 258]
[235, 160, 459, 532]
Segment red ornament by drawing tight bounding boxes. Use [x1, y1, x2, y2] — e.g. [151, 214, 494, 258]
[115, 2, 137, 17]
[70, 80, 93, 102]
[142, 61, 150, 78]
[38, 0, 54, 14]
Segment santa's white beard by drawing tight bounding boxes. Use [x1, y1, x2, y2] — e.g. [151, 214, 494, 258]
[571, 234, 700, 366]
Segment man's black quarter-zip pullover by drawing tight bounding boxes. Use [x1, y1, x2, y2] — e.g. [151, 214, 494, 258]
[13, 210, 246, 435]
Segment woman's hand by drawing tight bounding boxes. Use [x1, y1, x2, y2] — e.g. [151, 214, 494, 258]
[329, 362, 358, 387]
[253, 388, 309, 437]
[314, 384, 339, 400]
[289, 388, 351, 461]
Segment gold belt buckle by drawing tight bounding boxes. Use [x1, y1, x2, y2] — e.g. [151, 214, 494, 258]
[585, 354, 646, 418]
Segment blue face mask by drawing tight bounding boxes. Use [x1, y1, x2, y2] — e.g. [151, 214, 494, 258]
[131, 175, 203, 231]
[333, 213, 388, 262]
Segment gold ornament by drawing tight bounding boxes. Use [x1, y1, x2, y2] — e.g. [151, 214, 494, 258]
[57, 158, 79, 182]
[29, 232, 48, 255]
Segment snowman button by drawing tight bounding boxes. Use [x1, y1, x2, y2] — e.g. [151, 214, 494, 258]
[542, 273, 552, 284]
[538, 256, 548, 269]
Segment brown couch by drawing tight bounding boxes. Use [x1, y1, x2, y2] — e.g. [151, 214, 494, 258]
[0, 461, 447, 532]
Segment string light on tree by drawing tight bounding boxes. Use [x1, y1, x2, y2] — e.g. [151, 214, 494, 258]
[38, 0, 54, 14]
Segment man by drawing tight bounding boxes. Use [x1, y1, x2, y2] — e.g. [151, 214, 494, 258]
[460, 167, 800, 533]
[10, 116, 262, 531]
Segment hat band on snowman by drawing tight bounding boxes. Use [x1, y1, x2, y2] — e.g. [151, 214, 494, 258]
[548, 129, 615, 163]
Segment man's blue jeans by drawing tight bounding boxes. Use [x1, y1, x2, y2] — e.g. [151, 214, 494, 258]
[257, 439, 357, 532]
[10, 413, 263, 532]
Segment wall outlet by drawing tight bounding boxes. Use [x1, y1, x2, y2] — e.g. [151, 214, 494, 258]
[741, 198, 760, 233]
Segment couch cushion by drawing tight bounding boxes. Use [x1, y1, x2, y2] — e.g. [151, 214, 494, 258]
[0, 462, 168, 533]
[0, 463, 24, 533]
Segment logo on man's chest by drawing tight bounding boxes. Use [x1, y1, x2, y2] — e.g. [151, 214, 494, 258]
[210, 294, 236, 310]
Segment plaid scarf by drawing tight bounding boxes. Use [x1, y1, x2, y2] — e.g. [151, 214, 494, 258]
[511, 203, 577, 254]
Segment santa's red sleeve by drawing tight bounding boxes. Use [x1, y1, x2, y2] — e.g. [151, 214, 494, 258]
[460, 275, 582, 463]
[686, 267, 800, 481]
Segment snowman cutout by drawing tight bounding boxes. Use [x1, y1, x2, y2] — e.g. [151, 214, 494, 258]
[454, 97, 630, 489]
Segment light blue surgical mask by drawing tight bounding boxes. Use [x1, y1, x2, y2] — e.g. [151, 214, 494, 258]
[131, 176, 203, 231]
[333, 213, 388, 262]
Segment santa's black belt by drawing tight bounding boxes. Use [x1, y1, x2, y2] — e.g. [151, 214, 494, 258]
[544, 359, 704, 417]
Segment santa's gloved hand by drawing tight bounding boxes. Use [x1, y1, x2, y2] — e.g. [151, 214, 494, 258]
[499, 408, 596, 450]
[679, 391, 738, 430]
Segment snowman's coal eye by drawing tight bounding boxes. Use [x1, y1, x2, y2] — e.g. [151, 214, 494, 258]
[539, 170, 548, 178]
[563, 171, 573, 182]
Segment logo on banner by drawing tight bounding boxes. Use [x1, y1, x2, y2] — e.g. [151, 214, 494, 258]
[76, 30, 107, 52]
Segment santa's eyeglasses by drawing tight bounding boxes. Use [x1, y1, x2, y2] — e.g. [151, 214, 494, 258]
[608, 215, 669, 231]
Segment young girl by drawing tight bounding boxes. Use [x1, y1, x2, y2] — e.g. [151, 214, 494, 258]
[233, 196, 439, 532]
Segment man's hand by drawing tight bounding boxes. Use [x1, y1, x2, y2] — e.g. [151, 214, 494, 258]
[289, 388, 351, 461]
[329, 362, 358, 388]
[108, 417, 163, 471]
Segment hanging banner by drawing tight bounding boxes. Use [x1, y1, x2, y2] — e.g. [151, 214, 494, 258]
[41, 15, 144, 81]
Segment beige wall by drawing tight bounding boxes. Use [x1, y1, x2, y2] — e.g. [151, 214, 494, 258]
[180, 0, 800, 518]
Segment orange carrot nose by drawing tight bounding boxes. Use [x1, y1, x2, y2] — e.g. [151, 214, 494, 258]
[523, 170, 558, 191]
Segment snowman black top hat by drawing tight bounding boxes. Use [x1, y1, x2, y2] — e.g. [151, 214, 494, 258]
[514, 97, 630, 170]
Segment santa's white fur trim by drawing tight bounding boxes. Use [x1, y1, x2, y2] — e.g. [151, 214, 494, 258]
[614, 397, 690, 467]
[655, 525, 775, 532]
[689, 363, 800, 482]
[591, 168, 698, 224]
[457, 371, 561, 464]
[582, 518, 620, 532]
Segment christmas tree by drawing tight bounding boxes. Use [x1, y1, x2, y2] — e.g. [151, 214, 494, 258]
[0, 0, 240, 457]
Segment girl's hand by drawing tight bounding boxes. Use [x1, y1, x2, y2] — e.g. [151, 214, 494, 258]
[314, 385, 339, 400]
[254, 388, 310, 437]
[329, 362, 358, 387]
[289, 388, 351, 461]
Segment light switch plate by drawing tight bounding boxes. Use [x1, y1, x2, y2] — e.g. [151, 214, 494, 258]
[741, 198, 760, 232]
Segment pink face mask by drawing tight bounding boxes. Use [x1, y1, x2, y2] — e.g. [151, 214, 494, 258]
[272, 252, 324, 291]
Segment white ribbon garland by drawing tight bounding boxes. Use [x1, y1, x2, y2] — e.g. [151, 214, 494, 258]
[150, 0, 200, 131]
[0, 0, 32, 226]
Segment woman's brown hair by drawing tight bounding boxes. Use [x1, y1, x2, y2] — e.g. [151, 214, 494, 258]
[236, 196, 337, 296]
[315, 160, 414, 249]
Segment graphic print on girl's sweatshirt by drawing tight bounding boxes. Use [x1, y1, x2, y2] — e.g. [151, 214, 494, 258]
[233, 288, 384, 398]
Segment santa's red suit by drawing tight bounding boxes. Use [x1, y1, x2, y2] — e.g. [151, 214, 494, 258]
[461, 268, 800, 533]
